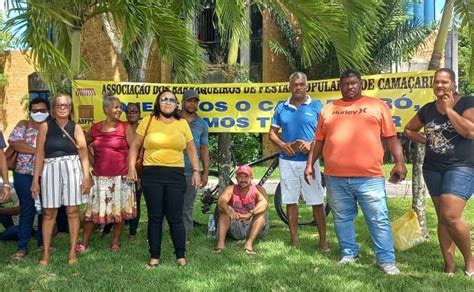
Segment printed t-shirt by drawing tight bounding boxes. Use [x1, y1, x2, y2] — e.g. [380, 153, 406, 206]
[315, 96, 396, 177]
[271, 97, 323, 161]
[137, 116, 193, 167]
[417, 96, 474, 170]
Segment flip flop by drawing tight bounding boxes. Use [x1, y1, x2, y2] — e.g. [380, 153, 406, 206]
[176, 258, 187, 268]
[111, 243, 121, 251]
[145, 261, 159, 269]
[320, 246, 331, 253]
[75, 243, 88, 253]
[465, 270, 474, 280]
[244, 248, 257, 255]
[68, 258, 78, 265]
[213, 247, 224, 253]
[11, 250, 27, 261]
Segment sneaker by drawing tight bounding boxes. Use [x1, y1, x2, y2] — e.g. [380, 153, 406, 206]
[379, 263, 401, 275]
[338, 255, 358, 264]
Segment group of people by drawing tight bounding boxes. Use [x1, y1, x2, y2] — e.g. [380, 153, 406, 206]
[0, 68, 472, 278]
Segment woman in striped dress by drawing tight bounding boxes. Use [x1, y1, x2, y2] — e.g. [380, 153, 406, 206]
[31, 93, 92, 266]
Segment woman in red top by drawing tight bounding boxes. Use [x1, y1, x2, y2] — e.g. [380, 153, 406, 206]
[77, 93, 136, 252]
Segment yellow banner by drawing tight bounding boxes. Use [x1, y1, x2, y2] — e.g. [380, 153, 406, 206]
[73, 71, 435, 132]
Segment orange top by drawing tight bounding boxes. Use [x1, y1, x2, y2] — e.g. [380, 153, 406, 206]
[315, 96, 396, 177]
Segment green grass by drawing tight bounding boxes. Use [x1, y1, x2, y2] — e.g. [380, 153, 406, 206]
[0, 196, 472, 290]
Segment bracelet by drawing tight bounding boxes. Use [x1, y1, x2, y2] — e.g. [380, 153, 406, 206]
[2, 184, 11, 189]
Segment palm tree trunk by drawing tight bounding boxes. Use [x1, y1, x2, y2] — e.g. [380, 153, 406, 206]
[428, 0, 454, 70]
[70, 29, 82, 74]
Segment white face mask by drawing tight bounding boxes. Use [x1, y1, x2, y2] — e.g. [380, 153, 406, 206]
[31, 112, 49, 123]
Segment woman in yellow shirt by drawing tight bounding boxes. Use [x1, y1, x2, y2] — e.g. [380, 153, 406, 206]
[127, 91, 200, 268]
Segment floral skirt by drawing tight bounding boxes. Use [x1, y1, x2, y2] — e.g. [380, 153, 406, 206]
[82, 175, 137, 224]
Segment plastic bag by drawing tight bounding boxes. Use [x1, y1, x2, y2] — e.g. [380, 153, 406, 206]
[392, 210, 424, 251]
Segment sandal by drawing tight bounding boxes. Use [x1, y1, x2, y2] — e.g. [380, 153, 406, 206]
[145, 259, 160, 269]
[465, 270, 474, 280]
[68, 258, 78, 265]
[111, 243, 121, 251]
[176, 258, 187, 268]
[244, 248, 257, 255]
[11, 250, 27, 261]
[38, 259, 48, 267]
[213, 247, 224, 253]
[75, 243, 88, 253]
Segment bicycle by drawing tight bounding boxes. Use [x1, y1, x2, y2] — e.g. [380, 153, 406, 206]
[197, 152, 331, 227]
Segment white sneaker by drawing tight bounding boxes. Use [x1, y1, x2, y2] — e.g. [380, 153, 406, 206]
[379, 263, 401, 275]
[338, 255, 358, 264]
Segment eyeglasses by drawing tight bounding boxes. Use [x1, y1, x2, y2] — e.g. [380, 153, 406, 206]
[160, 97, 178, 105]
[126, 110, 139, 114]
[55, 103, 71, 109]
[31, 109, 48, 113]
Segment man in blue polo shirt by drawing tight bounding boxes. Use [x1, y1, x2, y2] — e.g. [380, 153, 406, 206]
[269, 72, 328, 250]
[181, 90, 210, 240]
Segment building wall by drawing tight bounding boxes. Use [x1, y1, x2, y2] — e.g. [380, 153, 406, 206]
[0, 50, 35, 139]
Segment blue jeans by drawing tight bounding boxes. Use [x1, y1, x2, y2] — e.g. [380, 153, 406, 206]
[13, 172, 43, 251]
[326, 176, 395, 264]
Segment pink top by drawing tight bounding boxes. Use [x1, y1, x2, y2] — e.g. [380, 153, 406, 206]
[230, 184, 258, 214]
[90, 121, 129, 176]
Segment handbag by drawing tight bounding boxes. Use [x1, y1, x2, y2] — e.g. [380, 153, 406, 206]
[5, 146, 18, 170]
[135, 115, 153, 176]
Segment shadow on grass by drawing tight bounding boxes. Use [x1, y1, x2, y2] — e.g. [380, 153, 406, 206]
[0, 197, 472, 290]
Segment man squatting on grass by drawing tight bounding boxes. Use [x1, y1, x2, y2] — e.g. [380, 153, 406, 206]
[305, 69, 407, 275]
[214, 165, 269, 254]
[269, 71, 329, 250]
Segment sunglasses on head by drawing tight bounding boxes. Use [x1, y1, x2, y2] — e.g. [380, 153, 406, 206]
[160, 97, 178, 104]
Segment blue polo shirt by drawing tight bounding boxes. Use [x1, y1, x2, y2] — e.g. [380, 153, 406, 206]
[183, 114, 209, 176]
[271, 97, 323, 161]
[0, 132, 6, 149]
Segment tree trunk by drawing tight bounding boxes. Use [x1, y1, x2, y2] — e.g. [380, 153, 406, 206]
[428, 0, 454, 70]
[217, 133, 232, 193]
[411, 142, 429, 239]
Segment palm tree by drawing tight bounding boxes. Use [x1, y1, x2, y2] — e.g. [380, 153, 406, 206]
[5, 0, 204, 88]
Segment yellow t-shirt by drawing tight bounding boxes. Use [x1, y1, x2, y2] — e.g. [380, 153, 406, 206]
[137, 115, 193, 167]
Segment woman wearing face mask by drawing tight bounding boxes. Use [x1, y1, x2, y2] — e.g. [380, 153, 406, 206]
[8, 97, 50, 260]
[127, 91, 200, 268]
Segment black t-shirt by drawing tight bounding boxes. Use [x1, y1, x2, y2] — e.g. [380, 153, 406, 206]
[417, 96, 474, 170]
[44, 119, 78, 158]
[0, 132, 6, 149]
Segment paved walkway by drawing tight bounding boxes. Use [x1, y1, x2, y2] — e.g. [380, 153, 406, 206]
[205, 179, 418, 197]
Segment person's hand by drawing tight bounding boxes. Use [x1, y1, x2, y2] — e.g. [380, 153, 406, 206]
[304, 164, 315, 185]
[1, 185, 10, 202]
[200, 172, 208, 188]
[389, 162, 407, 183]
[192, 171, 201, 190]
[439, 90, 455, 112]
[227, 207, 239, 220]
[298, 140, 311, 154]
[31, 181, 40, 200]
[239, 212, 253, 221]
[81, 175, 93, 195]
[127, 167, 138, 182]
[280, 142, 296, 157]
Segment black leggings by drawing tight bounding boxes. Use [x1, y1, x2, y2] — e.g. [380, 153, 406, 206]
[141, 166, 186, 259]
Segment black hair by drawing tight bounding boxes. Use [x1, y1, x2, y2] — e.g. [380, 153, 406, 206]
[153, 90, 181, 120]
[435, 68, 456, 81]
[340, 69, 362, 83]
[28, 97, 50, 112]
[127, 102, 141, 112]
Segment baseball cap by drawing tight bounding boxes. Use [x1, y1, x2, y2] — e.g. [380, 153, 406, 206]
[236, 165, 252, 176]
[183, 90, 200, 100]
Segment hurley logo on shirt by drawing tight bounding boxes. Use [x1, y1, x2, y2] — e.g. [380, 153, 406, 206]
[332, 107, 368, 115]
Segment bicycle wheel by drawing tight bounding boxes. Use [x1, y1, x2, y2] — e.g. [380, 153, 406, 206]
[274, 182, 331, 226]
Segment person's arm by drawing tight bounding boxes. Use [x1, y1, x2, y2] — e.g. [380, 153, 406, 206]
[127, 133, 144, 182]
[75, 125, 92, 195]
[217, 186, 239, 220]
[8, 121, 35, 154]
[441, 95, 474, 138]
[404, 114, 426, 144]
[200, 144, 209, 187]
[251, 185, 269, 215]
[31, 122, 47, 199]
[185, 140, 201, 189]
[0, 149, 10, 202]
[269, 125, 295, 157]
[304, 140, 324, 184]
[384, 135, 407, 181]
[0, 206, 20, 216]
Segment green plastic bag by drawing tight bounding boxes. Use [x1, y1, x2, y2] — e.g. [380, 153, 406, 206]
[392, 210, 424, 251]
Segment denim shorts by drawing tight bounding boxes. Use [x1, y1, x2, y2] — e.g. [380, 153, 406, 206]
[423, 167, 474, 201]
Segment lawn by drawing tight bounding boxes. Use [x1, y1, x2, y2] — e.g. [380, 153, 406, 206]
[0, 197, 472, 290]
